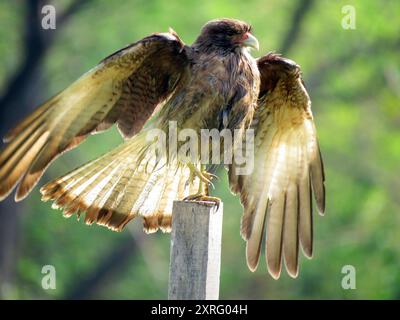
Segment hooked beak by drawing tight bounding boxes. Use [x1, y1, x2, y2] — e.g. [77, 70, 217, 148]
[242, 32, 259, 51]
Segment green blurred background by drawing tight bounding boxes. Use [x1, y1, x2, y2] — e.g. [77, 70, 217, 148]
[0, 0, 399, 299]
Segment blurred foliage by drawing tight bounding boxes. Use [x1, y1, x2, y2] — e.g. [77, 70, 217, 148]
[0, 0, 399, 299]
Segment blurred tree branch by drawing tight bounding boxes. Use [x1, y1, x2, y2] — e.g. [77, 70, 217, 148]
[0, 0, 93, 299]
[0, 0, 93, 129]
[279, 0, 314, 55]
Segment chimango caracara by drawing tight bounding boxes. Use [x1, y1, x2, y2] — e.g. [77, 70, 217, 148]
[0, 19, 325, 279]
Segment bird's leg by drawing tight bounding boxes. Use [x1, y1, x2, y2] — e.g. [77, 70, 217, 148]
[184, 163, 221, 208]
[186, 162, 214, 187]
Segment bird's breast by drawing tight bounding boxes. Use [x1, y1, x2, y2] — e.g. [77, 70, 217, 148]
[159, 52, 259, 132]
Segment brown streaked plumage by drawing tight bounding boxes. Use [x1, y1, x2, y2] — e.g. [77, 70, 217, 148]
[0, 20, 325, 279]
[0, 32, 188, 202]
[229, 53, 325, 278]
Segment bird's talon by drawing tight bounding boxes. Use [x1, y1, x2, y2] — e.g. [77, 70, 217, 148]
[187, 164, 217, 187]
[183, 194, 221, 209]
[202, 171, 219, 181]
[203, 172, 219, 187]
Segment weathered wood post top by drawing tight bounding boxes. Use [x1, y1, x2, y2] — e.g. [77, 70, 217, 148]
[168, 200, 223, 300]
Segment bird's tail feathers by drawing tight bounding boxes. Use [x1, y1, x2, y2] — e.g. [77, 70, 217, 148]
[40, 130, 200, 232]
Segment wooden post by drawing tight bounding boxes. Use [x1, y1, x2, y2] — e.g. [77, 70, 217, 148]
[168, 200, 223, 300]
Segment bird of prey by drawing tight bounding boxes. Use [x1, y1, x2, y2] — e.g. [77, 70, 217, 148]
[0, 19, 325, 279]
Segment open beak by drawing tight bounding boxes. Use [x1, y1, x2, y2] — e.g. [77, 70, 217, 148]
[242, 32, 259, 51]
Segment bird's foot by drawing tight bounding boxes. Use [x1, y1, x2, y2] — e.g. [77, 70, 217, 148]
[185, 163, 220, 208]
[187, 163, 218, 189]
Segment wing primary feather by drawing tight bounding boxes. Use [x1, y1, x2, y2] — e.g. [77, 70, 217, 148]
[0, 116, 46, 168]
[298, 175, 313, 258]
[0, 131, 49, 201]
[266, 192, 286, 279]
[3, 96, 56, 143]
[310, 142, 325, 215]
[283, 183, 299, 278]
[246, 198, 268, 272]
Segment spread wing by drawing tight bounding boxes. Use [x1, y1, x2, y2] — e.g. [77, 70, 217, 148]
[0, 31, 188, 201]
[229, 53, 325, 279]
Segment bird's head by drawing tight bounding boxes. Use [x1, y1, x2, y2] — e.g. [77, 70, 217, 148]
[194, 18, 259, 53]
